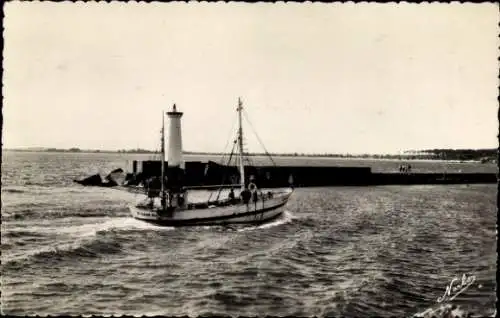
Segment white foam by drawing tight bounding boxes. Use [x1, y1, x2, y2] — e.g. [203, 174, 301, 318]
[58, 218, 126, 237]
[3, 217, 175, 266]
[256, 210, 296, 228]
[20, 217, 175, 238]
[237, 210, 296, 232]
[4, 239, 86, 266]
[117, 217, 176, 231]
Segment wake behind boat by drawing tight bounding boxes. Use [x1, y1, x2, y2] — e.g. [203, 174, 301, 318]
[130, 98, 293, 226]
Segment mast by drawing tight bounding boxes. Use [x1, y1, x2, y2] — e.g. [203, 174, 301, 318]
[237, 98, 246, 191]
[160, 111, 166, 210]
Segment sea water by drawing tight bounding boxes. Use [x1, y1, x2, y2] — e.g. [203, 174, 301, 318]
[1, 151, 496, 316]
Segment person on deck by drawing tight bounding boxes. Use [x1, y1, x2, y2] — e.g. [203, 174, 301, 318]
[228, 188, 235, 203]
[252, 190, 258, 209]
[241, 188, 251, 205]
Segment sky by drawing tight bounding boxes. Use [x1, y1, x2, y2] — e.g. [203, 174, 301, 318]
[3, 2, 498, 155]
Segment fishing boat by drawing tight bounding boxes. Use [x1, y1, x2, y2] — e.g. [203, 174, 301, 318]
[129, 98, 293, 226]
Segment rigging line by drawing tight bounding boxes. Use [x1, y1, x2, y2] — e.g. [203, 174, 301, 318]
[209, 138, 237, 203]
[242, 109, 277, 167]
[244, 156, 258, 189]
[217, 111, 239, 166]
[238, 134, 262, 192]
[246, 155, 263, 193]
[215, 139, 237, 201]
[207, 112, 238, 202]
[143, 131, 162, 194]
[243, 151, 255, 168]
[217, 139, 237, 200]
[239, 135, 256, 182]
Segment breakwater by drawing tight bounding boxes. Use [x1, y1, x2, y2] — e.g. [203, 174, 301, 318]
[74, 160, 497, 188]
[369, 172, 496, 185]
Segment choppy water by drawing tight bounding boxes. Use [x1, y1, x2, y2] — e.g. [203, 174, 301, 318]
[1, 152, 497, 316]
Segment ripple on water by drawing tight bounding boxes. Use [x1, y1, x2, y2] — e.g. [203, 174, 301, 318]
[1, 161, 496, 318]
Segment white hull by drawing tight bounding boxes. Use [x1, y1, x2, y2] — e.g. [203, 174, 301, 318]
[130, 189, 292, 226]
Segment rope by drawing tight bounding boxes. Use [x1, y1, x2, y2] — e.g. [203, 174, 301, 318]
[207, 113, 238, 202]
[217, 112, 238, 166]
[214, 139, 237, 201]
[206, 103, 277, 204]
[241, 107, 276, 196]
[242, 109, 277, 167]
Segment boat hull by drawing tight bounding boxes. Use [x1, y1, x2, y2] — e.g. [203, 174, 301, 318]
[130, 190, 292, 227]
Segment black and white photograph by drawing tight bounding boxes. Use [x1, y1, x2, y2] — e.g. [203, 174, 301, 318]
[1, 2, 497, 317]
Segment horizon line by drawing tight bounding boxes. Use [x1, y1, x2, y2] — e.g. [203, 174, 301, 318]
[3, 146, 497, 157]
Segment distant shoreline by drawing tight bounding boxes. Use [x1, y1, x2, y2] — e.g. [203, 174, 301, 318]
[3, 147, 496, 163]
